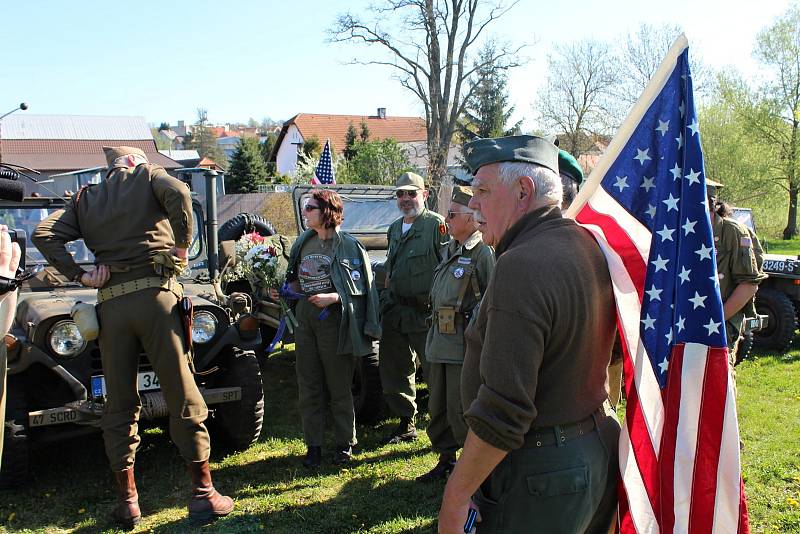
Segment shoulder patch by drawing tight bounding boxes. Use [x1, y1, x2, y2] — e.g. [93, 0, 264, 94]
[439, 222, 447, 235]
[740, 236, 752, 247]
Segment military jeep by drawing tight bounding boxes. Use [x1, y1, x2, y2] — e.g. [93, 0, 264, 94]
[0, 173, 265, 487]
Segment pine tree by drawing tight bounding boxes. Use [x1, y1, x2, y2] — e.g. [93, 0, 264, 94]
[226, 137, 267, 193]
[184, 108, 228, 168]
[260, 133, 278, 176]
[344, 122, 358, 160]
[462, 43, 521, 138]
[359, 120, 371, 142]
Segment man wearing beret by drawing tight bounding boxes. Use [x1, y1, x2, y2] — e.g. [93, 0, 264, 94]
[33, 146, 232, 527]
[418, 186, 495, 482]
[438, 136, 620, 533]
[380, 172, 449, 443]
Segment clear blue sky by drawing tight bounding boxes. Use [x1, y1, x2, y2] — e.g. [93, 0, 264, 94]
[0, 0, 791, 130]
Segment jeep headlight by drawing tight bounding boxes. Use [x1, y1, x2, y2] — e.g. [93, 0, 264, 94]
[192, 311, 217, 344]
[48, 320, 87, 357]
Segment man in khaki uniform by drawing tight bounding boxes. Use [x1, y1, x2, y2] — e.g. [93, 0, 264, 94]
[33, 146, 232, 527]
[380, 172, 449, 443]
[707, 179, 767, 378]
[417, 186, 494, 482]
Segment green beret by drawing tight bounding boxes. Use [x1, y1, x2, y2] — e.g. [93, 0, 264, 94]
[706, 177, 724, 198]
[558, 149, 583, 185]
[103, 146, 147, 168]
[395, 171, 425, 190]
[450, 185, 473, 207]
[463, 135, 559, 175]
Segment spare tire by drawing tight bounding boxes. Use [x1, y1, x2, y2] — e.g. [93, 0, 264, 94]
[218, 212, 276, 242]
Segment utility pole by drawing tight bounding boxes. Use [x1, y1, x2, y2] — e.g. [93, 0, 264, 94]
[0, 102, 29, 164]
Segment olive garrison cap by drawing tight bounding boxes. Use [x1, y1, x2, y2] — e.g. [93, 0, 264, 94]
[463, 135, 559, 175]
[450, 185, 473, 207]
[395, 171, 425, 190]
[706, 178, 724, 197]
[558, 149, 584, 185]
[102, 146, 148, 168]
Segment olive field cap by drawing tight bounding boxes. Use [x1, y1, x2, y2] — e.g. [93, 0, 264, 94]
[451, 185, 473, 207]
[395, 171, 425, 190]
[706, 177, 724, 197]
[558, 149, 584, 185]
[102, 146, 147, 168]
[463, 135, 559, 175]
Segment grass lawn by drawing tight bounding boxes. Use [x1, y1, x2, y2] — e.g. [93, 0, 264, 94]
[763, 237, 800, 256]
[0, 344, 798, 533]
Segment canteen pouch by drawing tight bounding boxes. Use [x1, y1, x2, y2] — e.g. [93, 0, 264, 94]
[71, 301, 99, 341]
[437, 307, 457, 334]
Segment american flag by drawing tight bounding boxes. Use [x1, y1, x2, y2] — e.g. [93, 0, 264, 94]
[567, 36, 749, 533]
[311, 138, 336, 185]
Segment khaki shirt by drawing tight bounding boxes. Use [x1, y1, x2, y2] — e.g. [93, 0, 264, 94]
[381, 208, 449, 332]
[33, 164, 193, 283]
[712, 214, 767, 334]
[425, 230, 495, 364]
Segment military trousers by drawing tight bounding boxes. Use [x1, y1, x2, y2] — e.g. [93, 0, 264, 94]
[294, 301, 356, 447]
[426, 362, 467, 455]
[473, 411, 621, 534]
[98, 288, 210, 471]
[378, 322, 429, 419]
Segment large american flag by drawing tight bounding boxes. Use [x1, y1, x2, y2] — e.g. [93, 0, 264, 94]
[311, 138, 336, 185]
[567, 36, 749, 533]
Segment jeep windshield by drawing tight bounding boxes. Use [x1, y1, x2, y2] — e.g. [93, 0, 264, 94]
[293, 185, 399, 234]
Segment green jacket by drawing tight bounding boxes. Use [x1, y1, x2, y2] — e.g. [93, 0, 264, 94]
[382, 208, 450, 332]
[287, 229, 381, 357]
[425, 230, 495, 364]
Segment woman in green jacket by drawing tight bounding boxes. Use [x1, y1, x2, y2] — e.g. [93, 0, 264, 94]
[284, 189, 381, 468]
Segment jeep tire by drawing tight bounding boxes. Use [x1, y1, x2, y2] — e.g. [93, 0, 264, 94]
[207, 349, 264, 450]
[753, 288, 797, 352]
[218, 213, 276, 242]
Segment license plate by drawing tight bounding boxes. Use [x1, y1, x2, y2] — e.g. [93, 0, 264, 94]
[91, 371, 161, 397]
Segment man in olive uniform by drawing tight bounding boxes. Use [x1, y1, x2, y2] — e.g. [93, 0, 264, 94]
[707, 178, 767, 381]
[438, 136, 620, 533]
[33, 146, 232, 527]
[417, 186, 494, 482]
[380, 172, 449, 443]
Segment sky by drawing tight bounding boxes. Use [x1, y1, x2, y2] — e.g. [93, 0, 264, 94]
[0, 0, 793, 131]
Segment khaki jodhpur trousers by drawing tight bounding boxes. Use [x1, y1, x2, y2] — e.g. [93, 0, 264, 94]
[98, 287, 210, 471]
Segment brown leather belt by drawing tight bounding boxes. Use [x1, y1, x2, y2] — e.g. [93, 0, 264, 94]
[522, 409, 601, 448]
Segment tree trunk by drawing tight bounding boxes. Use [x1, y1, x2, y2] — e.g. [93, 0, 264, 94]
[784, 121, 799, 239]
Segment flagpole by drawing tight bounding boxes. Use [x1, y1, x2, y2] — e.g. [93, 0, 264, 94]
[566, 34, 690, 219]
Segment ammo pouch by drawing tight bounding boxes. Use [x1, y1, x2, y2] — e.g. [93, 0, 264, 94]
[71, 301, 99, 341]
[437, 306, 457, 334]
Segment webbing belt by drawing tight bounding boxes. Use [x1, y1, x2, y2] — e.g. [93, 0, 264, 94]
[97, 277, 182, 304]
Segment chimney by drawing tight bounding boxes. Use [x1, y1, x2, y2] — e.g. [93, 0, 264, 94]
[377, 107, 386, 119]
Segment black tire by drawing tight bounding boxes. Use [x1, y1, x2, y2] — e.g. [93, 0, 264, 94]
[218, 213, 276, 242]
[753, 288, 797, 352]
[735, 332, 753, 366]
[353, 352, 383, 425]
[0, 378, 30, 489]
[207, 350, 265, 450]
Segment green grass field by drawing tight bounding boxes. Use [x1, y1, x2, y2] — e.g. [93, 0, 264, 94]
[0, 344, 798, 533]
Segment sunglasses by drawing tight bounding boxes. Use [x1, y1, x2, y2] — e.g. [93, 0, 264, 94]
[447, 210, 470, 220]
[304, 204, 321, 212]
[395, 190, 419, 198]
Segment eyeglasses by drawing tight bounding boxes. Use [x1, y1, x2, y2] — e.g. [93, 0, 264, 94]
[396, 190, 419, 198]
[447, 210, 471, 220]
[304, 204, 321, 212]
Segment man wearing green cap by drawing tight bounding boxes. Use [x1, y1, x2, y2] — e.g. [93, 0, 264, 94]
[379, 171, 449, 443]
[438, 136, 620, 533]
[33, 146, 232, 527]
[417, 185, 494, 482]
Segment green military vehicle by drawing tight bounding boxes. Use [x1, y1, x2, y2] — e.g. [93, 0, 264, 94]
[0, 172, 265, 487]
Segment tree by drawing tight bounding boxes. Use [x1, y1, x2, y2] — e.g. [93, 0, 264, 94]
[302, 136, 322, 160]
[260, 133, 279, 176]
[359, 120, 370, 142]
[226, 137, 268, 193]
[158, 122, 171, 131]
[331, 0, 522, 186]
[184, 108, 228, 168]
[535, 39, 619, 156]
[344, 122, 359, 160]
[461, 41, 522, 138]
[340, 138, 414, 185]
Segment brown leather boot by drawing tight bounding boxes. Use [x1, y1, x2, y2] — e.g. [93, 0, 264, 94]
[187, 460, 234, 521]
[111, 468, 141, 530]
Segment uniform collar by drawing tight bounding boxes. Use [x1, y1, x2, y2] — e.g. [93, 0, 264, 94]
[460, 229, 483, 250]
[495, 204, 563, 257]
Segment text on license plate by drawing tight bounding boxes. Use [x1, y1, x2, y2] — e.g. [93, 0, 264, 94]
[91, 371, 160, 397]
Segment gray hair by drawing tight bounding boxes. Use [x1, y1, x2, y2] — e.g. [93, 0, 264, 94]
[498, 162, 562, 206]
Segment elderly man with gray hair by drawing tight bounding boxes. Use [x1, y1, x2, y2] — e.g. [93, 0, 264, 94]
[438, 135, 620, 534]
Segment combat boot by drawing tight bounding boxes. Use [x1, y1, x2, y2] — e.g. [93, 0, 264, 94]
[187, 460, 234, 521]
[384, 416, 418, 444]
[111, 468, 141, 530]
[416, 453, 457, 482]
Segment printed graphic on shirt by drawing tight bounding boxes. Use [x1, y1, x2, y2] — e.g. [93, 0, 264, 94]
[299, 253, 333, 295]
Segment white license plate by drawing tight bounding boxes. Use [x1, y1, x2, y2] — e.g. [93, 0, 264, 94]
[91, 371, 160, 397]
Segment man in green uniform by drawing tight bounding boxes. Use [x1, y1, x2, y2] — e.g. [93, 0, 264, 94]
[707, 178, 767, 381]
[380, 171, 449, 443]
[438, 136, 620, 533]
[417, 186, 494, 481]
[33, 146, 232, 528]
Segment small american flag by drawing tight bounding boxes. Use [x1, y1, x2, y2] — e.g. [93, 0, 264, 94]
[311, 139, 336, 185]
[568, 35, 749, 533]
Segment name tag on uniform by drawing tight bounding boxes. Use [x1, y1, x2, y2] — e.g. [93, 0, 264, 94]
[352, 258, 361, 266]
[457, 257, 471, 265]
